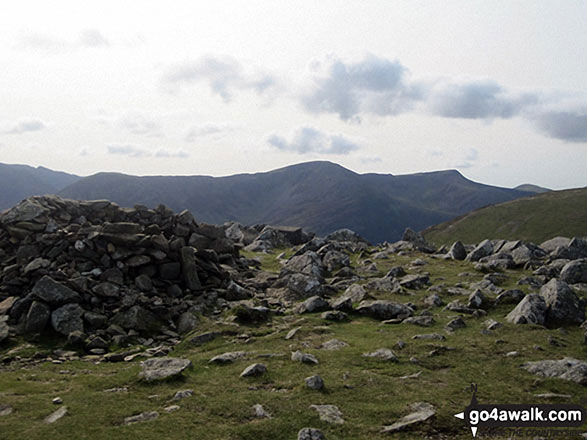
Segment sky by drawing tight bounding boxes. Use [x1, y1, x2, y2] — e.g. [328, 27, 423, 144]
[0, 0, 586, 189]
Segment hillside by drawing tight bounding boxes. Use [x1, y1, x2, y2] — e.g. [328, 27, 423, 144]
[423, 187, 587, 245]
[59, 161, 530, 243]
[0, 163, 81, 210]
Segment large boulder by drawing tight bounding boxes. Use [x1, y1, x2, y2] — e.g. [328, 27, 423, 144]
[446, 241, 467, 261]
[24, 301, 51, 334]
[31, 276, 80, 306]
[283, 252, 325, 278]
[506, 294, 546, 325]
[466, 239, 493, 262]
[325, 228, 369, 244]
[540, 279, 584, 326]
[559, 259, 587, 284]
[51, 303, 84, 335]
[111, 305, 163, 334]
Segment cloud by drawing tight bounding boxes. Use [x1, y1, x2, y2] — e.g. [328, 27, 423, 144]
[117, 112, 163, 137]
[426, 79, 536, 119]
[154, 149, 189, 158]
[530, 108, 587, 143]
[161, 55, 277, 101]
[268, 127, 360, 155]
[107, 144, 150, 158]
[17, 29, 110, 52]
[1, 118, 46, 134]
[184, 122, 241, 142]
[300, 54, 418, 121]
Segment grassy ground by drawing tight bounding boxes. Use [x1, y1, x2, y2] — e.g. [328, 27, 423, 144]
[423, 187, 587, 246]
[1, 249, 586, 439]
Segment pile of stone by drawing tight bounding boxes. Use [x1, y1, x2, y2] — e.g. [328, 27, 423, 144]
[0, 195, 250, 348]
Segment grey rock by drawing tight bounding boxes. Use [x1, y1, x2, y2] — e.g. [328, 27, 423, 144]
[326, 228, 368, 244]
[0, 296, 17, 315]
[123, 411, 159, 425]
[176, 312, 198, 335]
[209, 351, 246, 364]
[135, 274, 153, 292]
[362, 348, 398, 362]
[522, 357, 587, 385]
[172, 389, 193, 401]
[291, 350, 319, 365]
[403, 316, 435, 327]
[560, 259, 587, 284]
[445, 317, 466, 332]
[467, 289, 488, 309]
[0, 404, 13, 416]
[399, 273, 430, 290]
[111, 305, 162, 334]
[234, 304, 271, 324]
[495, 289, 525, 305]
[240, 363, 267, 377]
[252, 404, 272, 419]
[180, 247, 201, 290]
[382, 402, 436, 433]
[51, 304, 84, 336]
[424, 293, 443, 307]
[412, 333, 446, 341]
[298, 428, 326, 440]
[159, 262, 181, 280]
[44, 406, 68, 424]
[32, 276, 80, 306]
[321, 310, 349, 321]
[484, 319, 503, 331]
[24, 301, 51, 334]
[310, 404, 344, 425]
[540, 279, 584, 326]
[506, 294, 547, 325]
[297, 296, 330, 314]
[466, 239, 494, 262]
[356, 300, 413, 321]
[273, 273, 325, 300]
[139, 357, 192, 382]
[540, 236, 571, 253]
[283, 251, 325, 278]
[92, 282, 120, 298]
[320, 339, 348, 350]
[0, 321, 8, 343]
[305, 375, 324, 390]
[189, 331, 221, 346]
[446, 241, 467, 260]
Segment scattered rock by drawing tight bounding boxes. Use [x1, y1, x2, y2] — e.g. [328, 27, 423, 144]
[240, 363, 267, 377]
[356, 300, 413, 321]
[139, 357, 192, 382]
[172, 390, 193, 401]
[320, 339, 348, 350]
[297, 296, 330, 314]
[252, 404, 272, 419]
[381, 402, 435, 433]
[310, 404, 344, 425]
[321, 310, 349, 322]
[362, 348, 398, 362]
[522, 358, 587, 385]
[506, 294, 547, 325]
[0, 404, 13, 416]
[123, 411, 159, 426]
[44, 406, 68, 424]
[292, 350, 319, 365]
[298, 427, 326, 440]
[305, 375, 324, 390]
[209, 351, 246, 364]
[445, 317, 466, 332]
[540, 279, 585, 326]
[412, 333, 446, 341]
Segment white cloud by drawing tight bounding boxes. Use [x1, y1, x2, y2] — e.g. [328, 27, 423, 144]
[184, 122, 241, 142]
[154, 149, 189, 158]
[268, 126, 360, 155]
[17, 29, 111, 52]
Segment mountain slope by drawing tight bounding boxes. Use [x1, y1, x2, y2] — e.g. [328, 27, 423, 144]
[0, 163, 81, 210]
[423, 187, 587, 245]
[59, 161, 531, 243]
[514, 183, 550, 194]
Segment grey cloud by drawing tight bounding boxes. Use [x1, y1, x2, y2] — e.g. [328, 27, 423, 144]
[185, 122, 240, 142]
[155, 149, 190, 158]
[301, 55, 415, 120]
[531, 109, 587, 142]
[107, 144, 150, 158]
[268, 127, 360, 155]
[118, 112, 163, 137]
[17, 29, 110, 52]
[2, 119, 46, 134]
[161, 55, 277, 101]
[427, 80, 536, 119]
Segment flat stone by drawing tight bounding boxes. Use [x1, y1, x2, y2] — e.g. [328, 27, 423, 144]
[172, 390, 194, 401]
[412, 333, 446, 341]
[522, 357, 587, 385]
[0, 297, 17, 315]
[123, 411, 159, 425]
[382, 402, 435, 433]
[32, 276, 80, 306]
[320, 339, 348, 350]
[51, 303, 84, 336]
[139, 357, 192, 382]
[44, 406, 68, 424]
[209, 351, 246, 364]
[363, 348, 398, 362]
[0, 404, 13, 416]
[310, 404, 344, 425]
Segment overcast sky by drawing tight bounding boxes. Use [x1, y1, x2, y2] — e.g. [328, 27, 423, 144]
[0, 0, 586, 189]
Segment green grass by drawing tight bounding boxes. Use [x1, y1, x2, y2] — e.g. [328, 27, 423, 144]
[1, 249, 586, 439]
[423, 187, 587, 246]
